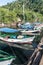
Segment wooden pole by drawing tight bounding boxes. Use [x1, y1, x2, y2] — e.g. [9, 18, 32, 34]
[27, 37, 43, 65]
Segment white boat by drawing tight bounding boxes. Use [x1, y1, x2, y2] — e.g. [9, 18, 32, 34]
[21, 29, 40, 35]
[0, 35, 35, 44]
[0, 59, 13, 65]
[21, 29, 40, 33]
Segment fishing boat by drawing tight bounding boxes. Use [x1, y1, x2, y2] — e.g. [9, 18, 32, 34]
[0, 35, 35, 44]
[21, 29, 40, 35]
[0, 27, 35, 44]
[18, 22, 41, 35]
[0, 27, 21, 49]
[0, 50, 16, 65]
[19, 22, 34, 30]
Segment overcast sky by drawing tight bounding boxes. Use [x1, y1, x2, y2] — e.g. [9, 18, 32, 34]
[0, 0, 16, 6]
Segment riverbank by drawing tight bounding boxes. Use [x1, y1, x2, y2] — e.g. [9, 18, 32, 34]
[0, 23, 17, 28]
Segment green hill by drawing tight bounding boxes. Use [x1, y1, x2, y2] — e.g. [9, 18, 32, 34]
[0, 0, 43, 23]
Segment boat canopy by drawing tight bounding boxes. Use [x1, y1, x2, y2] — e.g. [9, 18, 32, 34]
[0, 28, 19, 33]
[24, 22, 31, 25]
[20, 22, 34, 30]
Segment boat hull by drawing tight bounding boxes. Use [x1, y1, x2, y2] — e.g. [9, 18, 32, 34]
[0, 59, 13, 65]
[21, 30, 40, 35]
[0, 36, 35, 44]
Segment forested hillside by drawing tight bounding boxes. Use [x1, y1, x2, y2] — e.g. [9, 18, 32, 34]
[3, 0, 43, 14]
[0, 0, 43, 23]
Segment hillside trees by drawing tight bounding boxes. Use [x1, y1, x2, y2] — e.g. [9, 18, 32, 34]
[0, 0, 43, 23]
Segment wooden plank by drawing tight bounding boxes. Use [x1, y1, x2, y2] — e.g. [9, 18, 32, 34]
[39, 55, 43, 65]
[27, 37, 43, 65]
[0, 41, 34, 50]
[27, 48, 38, 65]
[32, 51, 42, 65]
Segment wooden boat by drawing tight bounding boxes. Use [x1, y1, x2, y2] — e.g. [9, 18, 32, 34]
[21, 29, 40, 35]
[0, 28, 21, 49]
[0, 28, 35, 44]
[0, 50, 16, 65]
[0, 35, 35, 44]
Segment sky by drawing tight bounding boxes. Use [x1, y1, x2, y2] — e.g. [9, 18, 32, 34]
[0, 0, 16, 6]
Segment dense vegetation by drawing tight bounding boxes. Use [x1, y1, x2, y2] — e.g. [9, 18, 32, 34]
[0, 0, 43, 23]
